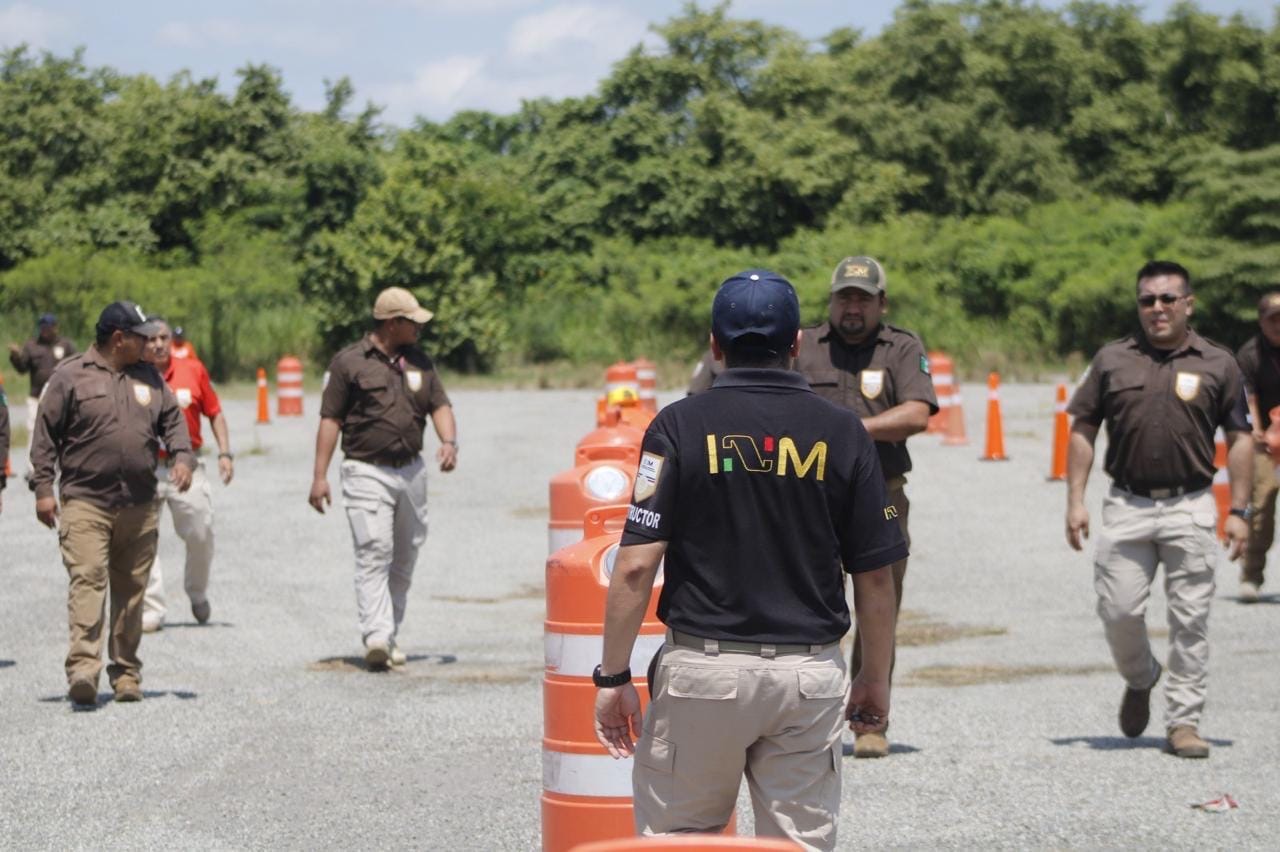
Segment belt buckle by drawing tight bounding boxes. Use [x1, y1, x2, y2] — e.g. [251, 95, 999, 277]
[1149, 487, 1174, 500]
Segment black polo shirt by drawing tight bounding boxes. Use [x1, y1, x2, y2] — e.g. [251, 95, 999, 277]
[620, 368, 908, 645]
[1237, 334, 1280, 431]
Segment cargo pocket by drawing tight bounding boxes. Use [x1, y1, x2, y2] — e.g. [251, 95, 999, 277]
[666, 667, 738, 700]
[1190, 510, 1220, 574]
[634, 734, 675, 813]
[797, 667, 846, 700]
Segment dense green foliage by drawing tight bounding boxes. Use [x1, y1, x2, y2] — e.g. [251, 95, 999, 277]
[2, 1, 1279, 379]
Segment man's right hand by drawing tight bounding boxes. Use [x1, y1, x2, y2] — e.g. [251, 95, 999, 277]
[7, 343, 19, 355]
[846, 674, 890, 734]
[308, 477, 331, 514]
[1066, 502, 1090, 551]
[35, 496, 58, 528]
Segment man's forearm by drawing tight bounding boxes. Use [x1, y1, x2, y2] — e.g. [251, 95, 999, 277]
[313, 418, 341, 478]
[600, 541, 665, 675]
[430, 405, 457, 444]
[1226, 430, 1253, 508]
[1066, 425, 1098, 505]
[211, 412, 231, 455]
[862, 401, 931, 443]
[851, 565, 896, 680]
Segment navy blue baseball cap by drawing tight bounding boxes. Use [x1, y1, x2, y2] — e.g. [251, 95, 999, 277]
[37, 313, 56, 326]
[711, 269, 800, 355]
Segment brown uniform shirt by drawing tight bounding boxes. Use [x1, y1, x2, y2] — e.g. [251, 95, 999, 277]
[1235, 334, 1280, 431]
[1069, 331, 1249, 491]
[794, 322, 939, 481]
[320, 337, 451, 464]
[9, 337, 77, 398]
[30, 347, 194, 508]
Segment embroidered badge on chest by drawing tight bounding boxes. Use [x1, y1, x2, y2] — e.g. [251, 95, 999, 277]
[861, 369, 885, 400]
[406, 370, 423, 392]
[633, 451, 664, 501]
[133, 383, 152, 405]
[176, 388, 193, 409]
[53, 346, 65, 359]
[1175, 372, 1201, 402]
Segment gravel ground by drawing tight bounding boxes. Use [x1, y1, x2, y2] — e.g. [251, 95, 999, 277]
[1, 383, 1277, 850]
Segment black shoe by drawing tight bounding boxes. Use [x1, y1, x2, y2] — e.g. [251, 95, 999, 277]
[68, 678, 97, 707]
[1119, 662, 1162, 738]
[192, 599, 211, 625]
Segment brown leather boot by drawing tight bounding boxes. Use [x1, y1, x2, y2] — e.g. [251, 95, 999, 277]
[1166, 725, 1210, 759]
[854, 731, 890, 758]
[1119, 662, 1162, 738]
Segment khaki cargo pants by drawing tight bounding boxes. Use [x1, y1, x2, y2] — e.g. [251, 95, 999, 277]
[143, 461, 214, 623]
[633, 640, 847, 851]
[340, 457, 429, 646]
[1243, 449, 1278, 587]
[59, 498, 160, 687]
[1094, 486, 1218, 731]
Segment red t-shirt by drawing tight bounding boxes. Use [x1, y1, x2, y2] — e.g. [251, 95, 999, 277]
[164, 357, 221, 451]
[172, 342, 196, 360]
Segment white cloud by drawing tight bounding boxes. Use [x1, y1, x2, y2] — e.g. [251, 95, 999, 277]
[371, 1, 662, 123]
[0, 3, 71, 49]
[156, 17, 343, 55]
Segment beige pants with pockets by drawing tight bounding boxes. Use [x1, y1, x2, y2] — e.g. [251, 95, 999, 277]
[59, 498, 160, 686]
[144, 461, 214, 622]
[340, 457, 428, 646]
[633, 640, 847, 851]
[1244, 449, 1278, 586]
[1094, 486, 1218, 731]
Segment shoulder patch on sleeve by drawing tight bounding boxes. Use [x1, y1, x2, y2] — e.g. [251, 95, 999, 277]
[920, 355, 930, 375]
[633, 451, 664, 501]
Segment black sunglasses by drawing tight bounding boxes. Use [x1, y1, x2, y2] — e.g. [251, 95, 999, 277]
[1137, 293, 1185, 307]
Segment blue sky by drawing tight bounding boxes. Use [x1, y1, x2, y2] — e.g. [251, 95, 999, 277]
[2, 1, 1276, 125]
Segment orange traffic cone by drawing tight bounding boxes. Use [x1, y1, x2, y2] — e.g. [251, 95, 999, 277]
[1213, 429, 1229, 541]
[256, 368, 270, 424]
[1048, 383, 1068, 480]
[980, 372, 1008, 461]
[942, 382, 968, 446]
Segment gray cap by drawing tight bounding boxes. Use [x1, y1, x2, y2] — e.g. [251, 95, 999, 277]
[830, 256, 886, 296]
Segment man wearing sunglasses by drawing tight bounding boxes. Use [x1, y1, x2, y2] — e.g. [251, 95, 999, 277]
[1065, 260, 1251, 759]
[309, 287, 458, 670]
[30, 301, 195, 707]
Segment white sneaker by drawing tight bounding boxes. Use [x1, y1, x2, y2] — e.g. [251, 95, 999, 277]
[390, 643, 407, 667]
[142, 614, 164, 633]
[1240, 580, 1261, 603]
[364, 641, 390, 670]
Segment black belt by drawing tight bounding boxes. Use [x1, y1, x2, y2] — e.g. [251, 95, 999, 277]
[363, 454, 418, 468]
[669, 629, 836, 658]
[1113, 480, 1211, 500]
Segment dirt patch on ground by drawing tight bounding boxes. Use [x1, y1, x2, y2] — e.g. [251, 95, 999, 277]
[903, 662, 1112, 687]
[510, 505, 548, 519]
[433, 583, 543, 604]
[896, 609, 1007, 647]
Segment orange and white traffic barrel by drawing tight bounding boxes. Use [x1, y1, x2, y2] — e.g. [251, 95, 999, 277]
[596, 386, 654, 431]
[576, 413, 645, 468]
[632, 358, 658, 414]
[926, 351, 953, 434]
[571, 836, 797, 851]
[1213, 428, 1229, 541]
[276, 355, 304, 416]
[544, 507, 665, 852]
[548, 460, 635, 555]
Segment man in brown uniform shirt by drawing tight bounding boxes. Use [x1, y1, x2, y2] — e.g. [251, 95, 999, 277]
[793, 255, 938, 759]
[1066, 260, 1251, 758]
[30, 301, 194, 707]
[309, 287, 458, 670]
[8, 313, 77, 479]
[0, 373, 9, 513]
[1234, 291, 1280, 603]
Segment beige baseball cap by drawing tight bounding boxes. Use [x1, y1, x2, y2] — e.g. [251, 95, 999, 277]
[373, 287, 434, 323]
[830, 256, 887, 296]
[1259, 292, 1280, 319]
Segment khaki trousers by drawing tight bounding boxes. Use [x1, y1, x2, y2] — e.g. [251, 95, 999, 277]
[144, 461, 214, 622]
[1094, 486, 1218, 731]
[24, 396, 37, 472]
[633, 642, 847, 852]
[59, 498, 160, 686]
[1243, 449, 1278, 586]
[851, 480, 908, 680]
[340, 457, 428, 646]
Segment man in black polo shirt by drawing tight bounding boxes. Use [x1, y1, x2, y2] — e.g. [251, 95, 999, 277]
[1235, 291, 1280, 602]
[1066, 260, 1251, 759]
[593, 270, 905, 849]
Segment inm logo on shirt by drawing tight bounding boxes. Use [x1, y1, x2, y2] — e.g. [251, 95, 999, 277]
[705, 434, 827, 481]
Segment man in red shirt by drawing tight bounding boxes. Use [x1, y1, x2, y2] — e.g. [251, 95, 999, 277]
[142, 319, 234, 631]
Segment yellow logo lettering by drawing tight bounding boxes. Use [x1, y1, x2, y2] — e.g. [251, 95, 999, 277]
[777, 438, 826, 481]
[884, 505, 899, 520]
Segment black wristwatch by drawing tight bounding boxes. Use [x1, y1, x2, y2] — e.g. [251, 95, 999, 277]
[1229, 506, 1256, 521]
[592, 665, 632, 688]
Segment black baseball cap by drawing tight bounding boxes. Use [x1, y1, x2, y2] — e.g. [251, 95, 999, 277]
[96, 301, 162, 338]
[38, 313, 57, 326]
[711, 269, 800, 355]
